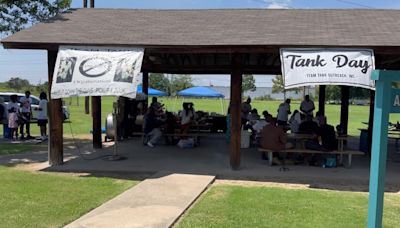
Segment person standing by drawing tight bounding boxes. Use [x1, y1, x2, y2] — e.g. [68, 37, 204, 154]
[7, 95, 20, 140]
[241, 97, 252, 127]
[277, 98, 291, 126]
[19, 91, 34, 139]
[0, 97, 8, 138]
[300, 95, 315, 117]
[35, 92, 48, 141]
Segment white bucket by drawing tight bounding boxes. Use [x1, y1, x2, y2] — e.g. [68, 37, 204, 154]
[241, 130, 251, 148]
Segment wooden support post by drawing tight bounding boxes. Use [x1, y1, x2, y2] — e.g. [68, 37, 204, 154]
[83, 0, 87, 8]
[142, 71, 149, 111]
[340, 86, 350, 135]
[368, 91, 375, 156]
[92, 96, 102, 149]
[318, 85, 326, 116]
[230, 54, 242, 170]
[48, 50, 63, 166]
[90, 0, 94, 8]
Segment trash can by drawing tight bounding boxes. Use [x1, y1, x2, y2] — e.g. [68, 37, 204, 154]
[359, 129, 368, 153]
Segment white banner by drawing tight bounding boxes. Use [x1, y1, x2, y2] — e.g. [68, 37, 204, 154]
[51, 46, 144, 99]
[280, 48, 375, 90]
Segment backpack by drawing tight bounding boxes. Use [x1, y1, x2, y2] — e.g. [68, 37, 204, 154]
[323, 157, 337, 168]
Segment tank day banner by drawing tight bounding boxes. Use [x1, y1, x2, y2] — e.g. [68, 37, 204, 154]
[51, 46, 144, 99]
[280, 48, 375, 90]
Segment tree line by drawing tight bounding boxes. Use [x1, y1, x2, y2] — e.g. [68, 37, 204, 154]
[0, 77, 48, 95]
[149, 73, 256, 95]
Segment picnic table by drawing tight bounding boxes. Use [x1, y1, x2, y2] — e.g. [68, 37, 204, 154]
[259, 132, 364, 167]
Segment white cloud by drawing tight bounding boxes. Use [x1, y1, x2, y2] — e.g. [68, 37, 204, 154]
[263, 0, 292, 9]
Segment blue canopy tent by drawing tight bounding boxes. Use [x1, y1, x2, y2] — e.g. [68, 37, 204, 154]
[176, 86, 225, 113]
[177, 86, 224, 98]
[137, 85, 168, 97]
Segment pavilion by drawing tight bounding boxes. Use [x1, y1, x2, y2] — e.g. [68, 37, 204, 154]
[2, 8, 400, 169]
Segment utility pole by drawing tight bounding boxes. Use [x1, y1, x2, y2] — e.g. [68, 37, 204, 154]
[83, 0, 90, 114]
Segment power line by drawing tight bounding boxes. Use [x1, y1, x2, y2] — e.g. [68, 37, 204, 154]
[334, 0, 375, 9]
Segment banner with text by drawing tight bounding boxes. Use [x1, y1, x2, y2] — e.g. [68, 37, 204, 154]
[280, 48, 375, 90]
[51, 46, 144, 99]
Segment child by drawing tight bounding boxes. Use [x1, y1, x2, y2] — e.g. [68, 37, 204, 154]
[8, 107, 18, 140]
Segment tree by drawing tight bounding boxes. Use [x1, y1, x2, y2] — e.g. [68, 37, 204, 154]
[0, 0, 71, 35]
[242, 74, 256, 92]
[271, 74, 301, 97]
[350, 87, 370, 99]
[36, 81, 49, 93]
[170, 75, 193, 95]
[6, 77, 31, 91]
[326, 85, 341, 101]
[149, 73, 170, 93]
[271, 75, 284, 94]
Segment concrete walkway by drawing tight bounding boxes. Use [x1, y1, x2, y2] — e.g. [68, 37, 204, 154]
[65, 172, 215, 228]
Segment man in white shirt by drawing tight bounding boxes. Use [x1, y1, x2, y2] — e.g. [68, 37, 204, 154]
[35, 92, 48, 140]
[277, 99, 291, 126]
[19, 91, 33, 139]
[300, 95, 315, 117]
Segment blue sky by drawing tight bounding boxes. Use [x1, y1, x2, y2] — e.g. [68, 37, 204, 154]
[1, 0, 399, 86]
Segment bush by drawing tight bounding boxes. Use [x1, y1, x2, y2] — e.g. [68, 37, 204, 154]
[254, 95, 274, 101]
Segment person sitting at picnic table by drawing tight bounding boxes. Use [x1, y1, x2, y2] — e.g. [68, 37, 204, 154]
[318, 116, 337, 151]
[298, 114, 319, 134]
[260, 117, 293, 164]
[302, 116, 338, 165]
[313, 111, 324, 126]
[150, 97, 164, 115]
[180, 102, 195, 138]
[144, 106, 165, 147]
[300, 95, 315, 117]
[252, 111, 270, 133]
[246, 108, 260, 132]
[277, 98, 291, 126]
[241, 97, 252, 128]
[289, 110, 302, 133]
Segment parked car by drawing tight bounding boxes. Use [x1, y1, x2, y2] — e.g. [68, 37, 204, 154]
[0, 92, 70, 121]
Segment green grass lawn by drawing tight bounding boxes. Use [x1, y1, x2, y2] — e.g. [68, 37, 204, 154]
[0, 166, 137, 228]
[2, 96, 400, 137]
[177, 185, 400, 228]
[0, 143, 47, 155]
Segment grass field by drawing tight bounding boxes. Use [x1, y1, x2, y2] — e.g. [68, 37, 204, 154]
[177, 185, 400, 228]
[0, 143, 47, 155]
[2, 96, 400, 137]
[0, 166, 137, 228]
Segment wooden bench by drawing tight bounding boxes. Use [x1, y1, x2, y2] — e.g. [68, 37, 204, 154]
[258, 148, 364, 167]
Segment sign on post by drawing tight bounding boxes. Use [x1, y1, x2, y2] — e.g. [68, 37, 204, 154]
[280, 48, 375, 89]
[391, 89, 400, 113]
[51, 46, 144, 99]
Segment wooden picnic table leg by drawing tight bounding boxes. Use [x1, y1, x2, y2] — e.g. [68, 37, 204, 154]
[348, 154, 352, 167]
[268, 152, 273, 166]
[340, 153, 344, 165]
